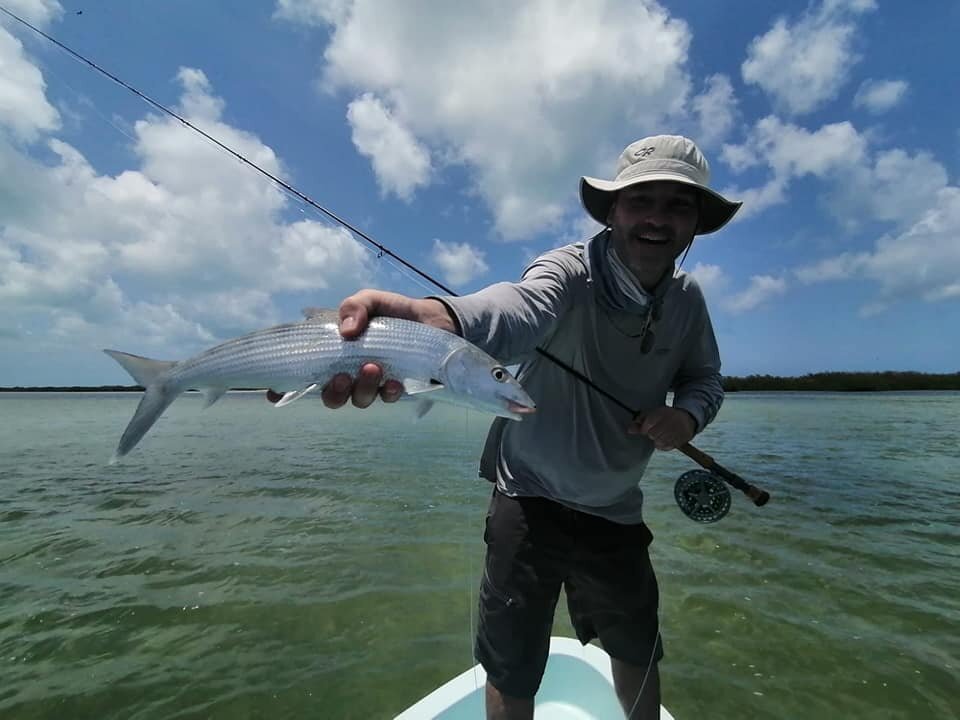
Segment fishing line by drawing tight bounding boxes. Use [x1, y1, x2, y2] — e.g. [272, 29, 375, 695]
[32, 55, 142, 147]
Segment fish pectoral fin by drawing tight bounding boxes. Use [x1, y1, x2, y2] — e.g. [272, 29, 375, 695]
[274, 383, 319, 407]
[203, 387, 228, 409]
[414, 400, 435, 419]
[403, 378, 445, 395]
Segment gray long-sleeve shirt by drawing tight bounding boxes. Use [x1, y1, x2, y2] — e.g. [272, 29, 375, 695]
[434, 240, 724, 523]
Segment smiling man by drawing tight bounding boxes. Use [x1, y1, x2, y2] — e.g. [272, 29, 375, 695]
[308, 135, 741, 719]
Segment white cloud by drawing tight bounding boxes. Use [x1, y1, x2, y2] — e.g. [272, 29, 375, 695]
[860, 188, 960, 300]
[722, 115, 949, 234]
[0, 25, 60, 141]
[554, 213, 606, 250]
[721, 116, 866, 218]
[796, 187, 960, 310]
[686, 263, 786, 314]
[754, 117, 867, 176]
[273, 0, 348, 25]
[724, 274, 788, 313]
[2, 0, 62, 26]
[0, 65, 372, 352]
[795, 252, 868, 283]
[692, 74, 738, 147]
[431, 239, 489, 288]
[687, 262, 728, 300]
[853, 79, 908, 114]
[272, 221, 369, 291]
[281, 0, 694, 239]
[346, 93, 432, 201]
[741, 0, 876, 115]
[829, 148, 948, 229]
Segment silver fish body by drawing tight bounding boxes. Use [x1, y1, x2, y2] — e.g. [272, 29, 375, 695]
[104, 309, 535, 461]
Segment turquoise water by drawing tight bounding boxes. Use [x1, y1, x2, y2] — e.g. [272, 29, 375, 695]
[1, 392, 957, 719]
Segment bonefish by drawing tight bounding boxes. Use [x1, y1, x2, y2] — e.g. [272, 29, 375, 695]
[104, 308, 535, 461]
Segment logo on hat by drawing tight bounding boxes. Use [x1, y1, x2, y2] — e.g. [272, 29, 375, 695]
[634, 146, 656, 158]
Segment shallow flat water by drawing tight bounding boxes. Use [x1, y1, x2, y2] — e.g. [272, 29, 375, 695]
[1, 392, 957, 719]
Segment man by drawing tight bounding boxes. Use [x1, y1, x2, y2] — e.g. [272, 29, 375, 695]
[306, 136, 740, 719]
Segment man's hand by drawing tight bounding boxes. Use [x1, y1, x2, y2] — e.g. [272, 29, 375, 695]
[628, 406, 697, 450]
[267, 289, 458, 409]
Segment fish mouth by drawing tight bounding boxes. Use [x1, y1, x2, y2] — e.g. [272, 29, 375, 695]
[507, 400, 536, 414]
[501, 396, 536, 417]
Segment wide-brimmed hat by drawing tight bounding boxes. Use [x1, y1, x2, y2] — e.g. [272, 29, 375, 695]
[580, 135, 742, 234]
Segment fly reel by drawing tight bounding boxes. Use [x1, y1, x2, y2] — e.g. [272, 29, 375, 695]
[674, 469, 731, 523]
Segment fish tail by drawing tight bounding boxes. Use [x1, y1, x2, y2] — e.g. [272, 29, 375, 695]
[104, 350, 180, 460]
[103, 350, 176, 387]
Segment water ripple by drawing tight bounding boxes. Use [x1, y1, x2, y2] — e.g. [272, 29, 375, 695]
[0, 392, 957, 719]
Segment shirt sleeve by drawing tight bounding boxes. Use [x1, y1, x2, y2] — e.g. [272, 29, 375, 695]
[671, 281, 725, 433]
[428, 249, 580, 366]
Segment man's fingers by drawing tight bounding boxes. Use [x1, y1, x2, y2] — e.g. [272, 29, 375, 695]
[380, 379, 404, 403]
[640, 416, 660, 435]
[654, 436, 677, 451]
[320, 366, 401, 410]
[338, 294, 374, 338]
[629, 413, 659, 435]
[321, 373, 352, 409]
[351, 363, 383, 408]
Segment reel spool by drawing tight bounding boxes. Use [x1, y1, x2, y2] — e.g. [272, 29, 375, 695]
[674, 469, 731, 523]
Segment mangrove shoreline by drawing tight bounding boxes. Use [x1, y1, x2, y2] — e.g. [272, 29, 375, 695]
[2, 372, 960, 393]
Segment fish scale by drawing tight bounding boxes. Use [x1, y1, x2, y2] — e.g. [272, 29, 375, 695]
[104, 309, 535, 460]
[168, 318, 458, 391]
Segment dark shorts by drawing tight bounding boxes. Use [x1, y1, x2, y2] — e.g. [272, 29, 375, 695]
[475, 488, 662, 699]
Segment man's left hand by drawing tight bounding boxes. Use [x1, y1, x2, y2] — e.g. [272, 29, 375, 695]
[628, 407, 697, 450]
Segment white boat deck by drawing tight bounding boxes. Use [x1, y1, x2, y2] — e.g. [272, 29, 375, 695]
[395, 636, 675, 719]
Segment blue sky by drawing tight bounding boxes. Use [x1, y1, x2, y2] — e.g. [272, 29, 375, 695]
[1, 0, 958, 385]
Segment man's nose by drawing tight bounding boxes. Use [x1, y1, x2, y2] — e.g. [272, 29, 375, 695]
[642, 206, 670, 227]
[644, 203, 670, 227]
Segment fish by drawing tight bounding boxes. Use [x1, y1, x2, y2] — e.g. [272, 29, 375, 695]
[104, 308, 535, 461]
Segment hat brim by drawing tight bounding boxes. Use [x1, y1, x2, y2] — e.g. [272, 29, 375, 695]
[579, 172, 742, 235]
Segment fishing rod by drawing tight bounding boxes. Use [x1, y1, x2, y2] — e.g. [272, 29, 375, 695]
[539, 348, 770, 520]
[3, 5, 770, 521]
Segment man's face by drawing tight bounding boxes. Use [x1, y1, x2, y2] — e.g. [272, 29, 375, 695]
[607, 181, 700, 285]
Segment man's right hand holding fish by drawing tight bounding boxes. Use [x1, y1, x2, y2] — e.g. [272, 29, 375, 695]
[307, 291, 460, 410]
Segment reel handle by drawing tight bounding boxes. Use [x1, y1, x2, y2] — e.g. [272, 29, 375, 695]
[678, 444, 770, 507]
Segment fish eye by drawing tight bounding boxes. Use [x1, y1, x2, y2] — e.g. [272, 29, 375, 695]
[491, 366, 508, 383]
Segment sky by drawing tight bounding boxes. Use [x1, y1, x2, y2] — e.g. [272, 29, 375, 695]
[1, 0, 958, 385]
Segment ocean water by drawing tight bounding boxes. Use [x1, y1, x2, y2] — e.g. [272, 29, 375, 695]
[0, 391, 957, 720]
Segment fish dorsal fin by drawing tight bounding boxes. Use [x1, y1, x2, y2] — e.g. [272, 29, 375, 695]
[203, 387, 228, 409]
[274, 383, 319, 407]
[301, 307, 330, 320]
[404, 378, 445, 395]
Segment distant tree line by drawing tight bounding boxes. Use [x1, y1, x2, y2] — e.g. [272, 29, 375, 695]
[0, 385, 145, 392]
[721, 371, 960, 392]
[3, 372, 960, 393]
